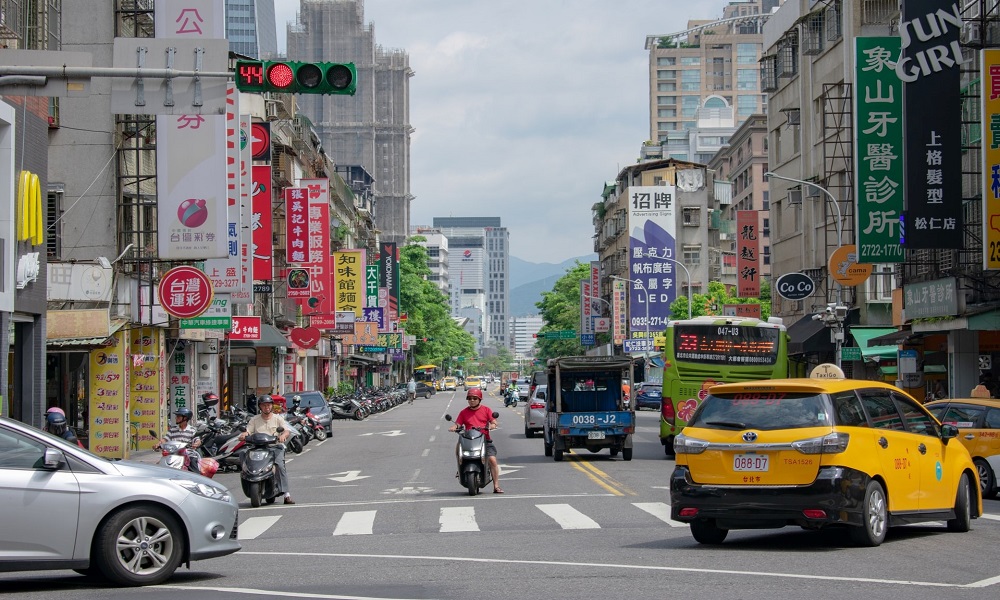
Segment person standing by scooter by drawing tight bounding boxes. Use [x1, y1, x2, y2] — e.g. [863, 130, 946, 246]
[407, 377, 417, 404]
[154, 407, 201, 473]
[449, 388, 503, 494]
[239, 395, 295, 504]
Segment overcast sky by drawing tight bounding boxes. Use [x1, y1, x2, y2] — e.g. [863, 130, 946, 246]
[273, 0, 731, 263]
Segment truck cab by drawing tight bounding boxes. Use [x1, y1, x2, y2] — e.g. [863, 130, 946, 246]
[543, 356, 636, 461]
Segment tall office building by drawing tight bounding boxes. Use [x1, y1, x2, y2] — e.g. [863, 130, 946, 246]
[225, 0, 277, 58]
[412, 227, 450, 296]
[644, 1, 776, 143]
[433, 217, 510, 352]
[286, 0, 413, 245]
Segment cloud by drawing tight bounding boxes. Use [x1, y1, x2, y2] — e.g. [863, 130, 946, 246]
[273, 0, 732, 262]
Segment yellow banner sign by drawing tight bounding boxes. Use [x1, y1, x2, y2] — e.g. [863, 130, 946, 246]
[89, 331, 129, 459]
[333, 250, 364, 317]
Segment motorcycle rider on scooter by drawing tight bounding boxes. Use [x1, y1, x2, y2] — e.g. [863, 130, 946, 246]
[448, 388, 503, 494]
[44, 408, 84, 448]
[154, 407, 201, 473]
[239, 395, 295, 504]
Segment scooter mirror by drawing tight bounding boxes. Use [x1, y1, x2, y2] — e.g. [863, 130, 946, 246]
[492, 412, 500, 418]
[276, 427, 285, 433]
[444, 414, 453, 421]
[148, 429, 157, 438]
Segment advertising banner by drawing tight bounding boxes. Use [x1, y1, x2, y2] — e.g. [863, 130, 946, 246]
[129, 328, 163, 452]
[983, 49, 1000, 269]
[590, 261, 602, 314]
[230, 315, 262, 340]
[88, 331, 129, 459]
[285, 187, 308, 264]
[612, 279, 626, 346]
[627, 185, 676, 337]
[251, 165, 273, 279]
[170, 345, 191, 412]
[380, 242, 399, 321]
[204, 86, 247, 293]
[900, 0, 964, 248]
[736, 210, 761, 297]
[580, 281, 592, 335]
[855, 37, 905, 263]
[334, 250, 364, 317]
[366, 264, 379, 308]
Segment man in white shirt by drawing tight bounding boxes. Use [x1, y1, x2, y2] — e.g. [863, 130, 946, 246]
[240, 395, 295, 504]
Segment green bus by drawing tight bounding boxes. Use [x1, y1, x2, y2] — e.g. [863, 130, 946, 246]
[659, 315, 789, 457]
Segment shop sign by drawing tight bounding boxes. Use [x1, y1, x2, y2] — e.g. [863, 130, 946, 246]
[903, 277, 959, 319]
[775, 272, 815, 301]
[829, 245, 873, 287]
[158, 266, 214, 319]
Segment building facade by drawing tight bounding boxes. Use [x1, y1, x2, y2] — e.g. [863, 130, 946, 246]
[509, 315, 543, 360]
[413, 227, 450, 295]
[286, 0, 413, 245]
[225, 0, 277, 58]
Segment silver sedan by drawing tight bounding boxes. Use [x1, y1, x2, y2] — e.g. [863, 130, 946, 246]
[0, 416, 240, 586]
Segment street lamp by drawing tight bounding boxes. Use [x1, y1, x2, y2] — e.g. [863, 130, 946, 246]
[610, 275, 650, 345]
[763, 171, 843, 305]
[646, 255, 693, 320]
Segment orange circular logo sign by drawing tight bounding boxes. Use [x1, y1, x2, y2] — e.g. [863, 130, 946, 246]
[828, 245, 873, 287]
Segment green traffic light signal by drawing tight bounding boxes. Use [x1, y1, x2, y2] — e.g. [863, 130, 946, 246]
[235, 60, 357, 95]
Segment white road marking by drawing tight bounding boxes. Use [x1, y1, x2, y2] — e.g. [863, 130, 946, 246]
[333, 510, 377, 536]
[979, 513, 1000, 521]
[238, 516, 282, 540]
[536, 503, 600, 529]
[440, 506, 479, 532]
[633, 502, 687, 527]
[421, 449, 430, 457]
[428, 435, 436, 442]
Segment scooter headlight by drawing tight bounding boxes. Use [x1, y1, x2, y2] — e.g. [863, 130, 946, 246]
[462, 450, 481, 457]
[248, 450, 269, 461]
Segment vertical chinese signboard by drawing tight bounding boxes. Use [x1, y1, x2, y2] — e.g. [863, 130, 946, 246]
[285, 188, 308, 264]
[983, 49, 1000, 269]
[251, 165, 273, 279]
[899, 0, 964, 248]
[334, 250, 364, 317]
[627, 185, 676, 339]
[130, 328, 163, 452]
[366, 264, 379, 309]
[300, 179, 332, 319]
[736, 210, 760, 297]
[612, 279, 626, 347]
[380, 242, 399, 322]
[89, 331, 129, 459]
[855, 37, 905, 263]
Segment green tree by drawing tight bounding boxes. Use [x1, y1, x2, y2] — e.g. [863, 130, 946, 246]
[480, 346, 515, 375]
[669, 280, 771, 320]
[399, 239, 476, 367]
[534, 262, 590, 361]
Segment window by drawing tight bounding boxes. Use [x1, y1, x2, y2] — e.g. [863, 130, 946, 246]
[737, 43, 757, 64]
[859, 389, 904, 431]
[893, 393, 939, 437]
[833, 392, 868, 427]
[682, 244, 702, 265]
[777, 31, 799, 77]
[657, 57, 676, 66]
[986, 408, 1000, 428]
[680, 57, 701, 66]
[803, 11, 825, 55]
[737, 94, 757, 117]
[760, 55, 777, 92]
[658, 70, 677, 79]
[658, 108, 677, 118]
[682, 207, 701, 226]
[658, 82, 677, 91]
[826, 0, 843, 42]
[681, 69, 701, 91]
[0, 427, 47, 470]
[657, 96, 677, 106]
[867, 264, 894, 302]
[930, 404, 986, 427]
[681, 95, 700, 117]
[737, 69, 757, 90]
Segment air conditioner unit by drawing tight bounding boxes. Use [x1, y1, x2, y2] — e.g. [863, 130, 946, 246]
[788, 189, 802, 204]
[784, 108, 801, 126]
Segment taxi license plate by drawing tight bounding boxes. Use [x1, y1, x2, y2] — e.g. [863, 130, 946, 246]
[733, 454, 768, 472]
[587, 431, 605, 440]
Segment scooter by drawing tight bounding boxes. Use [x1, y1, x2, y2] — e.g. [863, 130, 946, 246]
[328, 396, 363, 420]
[445, 412, 500, 497]
[503, 388, 518, 408]
[240, 427, 286, 508]
[149, 429, 219, 478]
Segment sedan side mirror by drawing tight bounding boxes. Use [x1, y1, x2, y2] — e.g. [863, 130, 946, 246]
[43, 448, 65, 470]
[940, 423, 959, 440]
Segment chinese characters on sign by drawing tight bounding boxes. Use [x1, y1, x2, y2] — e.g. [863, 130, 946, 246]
[334, 250, 364, 317]
[736, 210, 760, 297]
[130, 328, 163, 451]
[855, 37, 905, 263]
[88, 331, 129, 459]
[230, 316, 262, 340]
[612, 279, 626, 346]
[903, 277, 959, 319]
[627, 185, 676, 337]
[158, 266, 214, 319]
[251, 165, 273, 279]
[983, 49, 1000, 269]
[285, 187, 308, 265]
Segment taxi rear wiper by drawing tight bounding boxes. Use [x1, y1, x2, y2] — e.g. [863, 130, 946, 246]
[703, 420, 747, 429]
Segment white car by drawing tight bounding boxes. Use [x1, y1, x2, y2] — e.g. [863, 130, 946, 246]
[524, 384, 547, 438]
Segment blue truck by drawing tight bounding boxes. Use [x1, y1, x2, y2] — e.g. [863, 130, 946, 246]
[543, 356, 636, 461]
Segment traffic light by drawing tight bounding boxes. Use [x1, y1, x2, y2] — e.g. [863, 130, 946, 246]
[235, 60, 357, 95]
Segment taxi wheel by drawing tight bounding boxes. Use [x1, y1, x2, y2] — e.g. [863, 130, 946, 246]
[849, 480, 887, 547]
[974, 458, 997, 499]
[947, 473, 972, 533]
[690, 519, 728, 544]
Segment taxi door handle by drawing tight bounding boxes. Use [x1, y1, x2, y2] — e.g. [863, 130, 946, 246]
[918, 443, 927, 455]
[878, 437, 888, 449]
[964, 434, 976, 440]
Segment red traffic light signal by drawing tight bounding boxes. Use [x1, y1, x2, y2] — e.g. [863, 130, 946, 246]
[235, 60, 357, 95]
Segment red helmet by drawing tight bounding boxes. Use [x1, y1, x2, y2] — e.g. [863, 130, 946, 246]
[466, 388, 483, 400]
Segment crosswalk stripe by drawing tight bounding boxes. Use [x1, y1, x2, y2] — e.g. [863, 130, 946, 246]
[440, 506, 479, 532]
[333, 510, 377, 536]
[238, 516, 282, 540]
[979, 513, 1000, 521]
[632, 502, 688, 527]
[536, 503, 600, 529]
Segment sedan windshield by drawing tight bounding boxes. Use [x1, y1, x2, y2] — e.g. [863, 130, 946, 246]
[690, 392, 833, 430]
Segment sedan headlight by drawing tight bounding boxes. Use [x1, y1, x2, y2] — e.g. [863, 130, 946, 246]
[673, 433, 710, 455]
[791, 432, 850, 455]
[174, 478, 232, 502]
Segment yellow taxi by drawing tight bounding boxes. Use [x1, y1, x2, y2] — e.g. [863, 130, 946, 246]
[464, 376, 482, 391]
[925, 396, 1000, 499]
[442, 376, 458, 391]
[670, 364, 981, 547]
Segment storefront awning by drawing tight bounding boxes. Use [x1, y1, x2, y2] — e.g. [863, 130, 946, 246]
[347, 354, 382, 365]
[850, 327, 899, 361]
[866, 327, 918, 347]
[415, 364, 438, 370]
[787, 314, 830, 356]
[47, 318, 128, 349]
[229, 323, 288, 348]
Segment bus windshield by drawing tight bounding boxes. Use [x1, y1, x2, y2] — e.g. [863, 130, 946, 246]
[673, 324, 781, 366]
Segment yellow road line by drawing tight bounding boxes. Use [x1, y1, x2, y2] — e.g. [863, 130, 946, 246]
[566, 452, 637, 496]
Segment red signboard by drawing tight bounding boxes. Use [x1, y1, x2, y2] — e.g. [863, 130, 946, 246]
[252, 165, 273, 280]
[736, 210, 761, 298]
[230, 315, 262, 340]
[285, 187, 308, 264]
[158, 266, 214, 319]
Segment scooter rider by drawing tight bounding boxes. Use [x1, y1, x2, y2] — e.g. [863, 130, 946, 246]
[155, 407, 202, 473]
[239, 395, 295, 504]
[449, 388, 503, 494]
[44, 409, 84, 448]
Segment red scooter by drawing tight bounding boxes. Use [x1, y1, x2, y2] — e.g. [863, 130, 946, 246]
[150, 429, 219, 478]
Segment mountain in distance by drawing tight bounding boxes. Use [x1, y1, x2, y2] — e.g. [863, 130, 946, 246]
[508, 254, 596, 316]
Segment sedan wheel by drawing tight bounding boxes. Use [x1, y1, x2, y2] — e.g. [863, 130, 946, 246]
[93, 506, 183, 586]
[975, 458, 997, 499]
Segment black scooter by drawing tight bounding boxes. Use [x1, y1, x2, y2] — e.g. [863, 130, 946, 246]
[240, 427, 286, 508]
[328, 396, 364, 420]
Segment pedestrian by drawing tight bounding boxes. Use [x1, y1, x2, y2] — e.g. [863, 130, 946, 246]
[407, 376, 417, 404]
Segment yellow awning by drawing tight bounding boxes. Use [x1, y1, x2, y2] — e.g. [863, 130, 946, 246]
[415, 364, 438, 370]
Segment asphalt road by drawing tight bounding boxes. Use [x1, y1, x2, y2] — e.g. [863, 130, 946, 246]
[5, 386, 1000, 600]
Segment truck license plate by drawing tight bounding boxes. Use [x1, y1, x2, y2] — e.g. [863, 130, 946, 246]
[733, 454, 768, 472]
[587, 431, 605, 440]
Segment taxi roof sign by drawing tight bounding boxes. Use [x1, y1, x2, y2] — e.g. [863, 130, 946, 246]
[810, 363, 846, 380]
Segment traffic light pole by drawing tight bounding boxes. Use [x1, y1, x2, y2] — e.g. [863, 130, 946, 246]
[0, 65, 234, 80]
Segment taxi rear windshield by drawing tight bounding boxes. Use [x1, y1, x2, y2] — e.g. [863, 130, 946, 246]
[689, 392, 832, 430]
